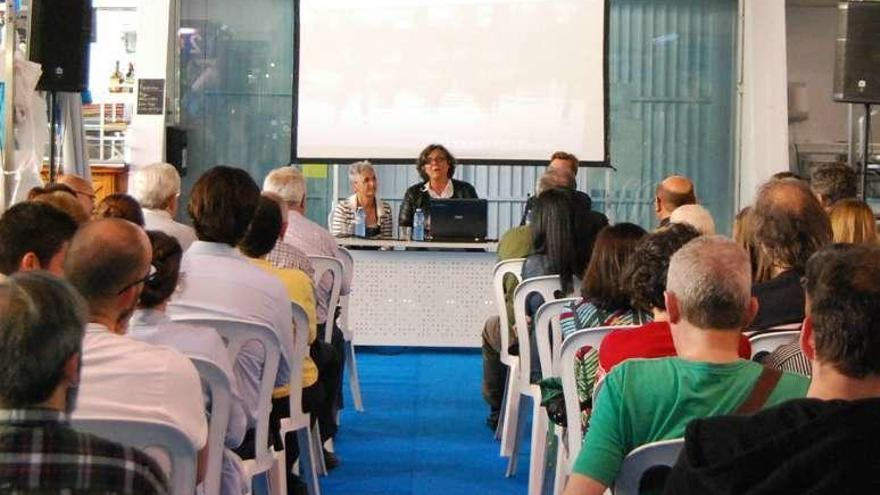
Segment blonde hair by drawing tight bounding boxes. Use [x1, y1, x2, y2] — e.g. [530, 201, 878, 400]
[829, 199, 877, 244]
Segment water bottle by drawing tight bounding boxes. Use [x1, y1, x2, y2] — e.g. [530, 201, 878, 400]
[354, 206, 366, 237]
[413, 208, 425, 241]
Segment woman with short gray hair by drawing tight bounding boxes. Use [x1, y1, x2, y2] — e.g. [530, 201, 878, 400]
[330, 161, 393, 238]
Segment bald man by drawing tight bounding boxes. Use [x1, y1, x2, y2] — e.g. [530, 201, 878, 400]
[58, 174, 96, 215]
[655, 175, 696, 226]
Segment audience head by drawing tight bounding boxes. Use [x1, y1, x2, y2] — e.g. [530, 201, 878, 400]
[31, 191, 89, 225]
[349, 161, 378, 202]
[803, 244, 880, 380]
[624, 223, 701, 313]
[0, 271, 87, 411]
[139, 231, 182, 309]
[94, 193, 145, 226]
[829, 199, 877, 245]
[263, 166, 306, 212]
[669, 204, 716, 235]
[239, 195, 283, 259]
[57, 174, 96, 215]
[535, 167, 576, 195]
[548, 151, 579, 177]
[416, 144, 456, 182]
[27, 183, 76, 200]
[0, 203, 78, 276]
[771, 171, 804, 182]
[733, 206, 766, 281]
[189, 166, 261, 246]
[580, 223, 647, 310]
[262, 191, 290, 240]
[752, 179, 831, 276]
[810, 163, 857, 210]
[64, 218, 152, 333]
[655, 175, 696, 222]
[666, 236, 756, 331]
[129, 162, 183, 214]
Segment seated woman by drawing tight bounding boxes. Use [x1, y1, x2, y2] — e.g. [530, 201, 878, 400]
[94, 193, 145, 226]
[829, 198, 877, 244]
[398, 144, 478, 227]
[330, 161, 393, 238]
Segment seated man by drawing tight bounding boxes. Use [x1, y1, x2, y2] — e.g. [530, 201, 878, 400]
[810, 162, 857, 211]
[664, 243, 880, 493]
[655, 175, 696, 227]
[0, 271, 167, 494]
[0, 202, 78, 276]
[129, 162, 198, 250]
[519, 151, 595, 225]
[563, 236, 809, 495]
[58, 173, 96, 216]
[64, 219, 208, 481]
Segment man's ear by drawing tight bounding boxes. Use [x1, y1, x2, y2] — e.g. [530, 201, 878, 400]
[63, 352, 80, 387]
[665, 291, 680, 324]
[18, 252, 41, 272]
[801, 316, 816, 361]
[744, 297, 759, 329]
[655, 196, 662, 214]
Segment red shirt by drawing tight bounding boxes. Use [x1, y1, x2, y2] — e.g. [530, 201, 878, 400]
[598, 321, 752, 373]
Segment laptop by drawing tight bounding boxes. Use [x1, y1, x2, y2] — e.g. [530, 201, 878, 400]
[429, 199, 488, 242]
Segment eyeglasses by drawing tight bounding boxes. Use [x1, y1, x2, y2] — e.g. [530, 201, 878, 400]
[425, 155, 448, 164]
[117, 265, 159, 295]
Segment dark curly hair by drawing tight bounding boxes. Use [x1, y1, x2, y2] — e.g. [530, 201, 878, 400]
[238, 196, 282, 259]
[810, 163, 857, 208]
[139, 230, 182, 308]
[581, 223, 647, 310]
[416, 144, 456, 181]
[624, 223, 701, 312]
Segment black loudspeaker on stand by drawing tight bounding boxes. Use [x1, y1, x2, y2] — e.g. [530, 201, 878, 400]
[28, 0, 92, 182]
[834, 1, 880, 198]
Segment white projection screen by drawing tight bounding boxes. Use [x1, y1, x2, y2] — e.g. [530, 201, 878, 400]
[294, 0, 608, 164]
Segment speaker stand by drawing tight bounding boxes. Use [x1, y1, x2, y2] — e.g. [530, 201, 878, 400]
[47, 90, 59, 184]
[862, 103, 872, 200]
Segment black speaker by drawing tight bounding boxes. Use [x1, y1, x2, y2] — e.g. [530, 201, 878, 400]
[165, 126, 188, 177]
[834, 1, 880, 103]
[29, 0, 93, 92]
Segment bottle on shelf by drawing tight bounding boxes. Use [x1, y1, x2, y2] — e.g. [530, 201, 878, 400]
[124, 62, 135, 92]
[354, 206, 366, 238]
[109, 60, 123, 93]
[413, 208, 425, 241]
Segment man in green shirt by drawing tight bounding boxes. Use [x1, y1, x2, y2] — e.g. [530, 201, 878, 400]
[563, 236, 809, 495]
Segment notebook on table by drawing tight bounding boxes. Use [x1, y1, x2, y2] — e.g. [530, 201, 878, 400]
[429, 199, 488, 242]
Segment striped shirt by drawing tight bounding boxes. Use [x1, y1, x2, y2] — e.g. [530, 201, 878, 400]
[764, 340, 812, 377]
[0, 409, 168, 494]
[330, 194, 393, 239]
[266, 241, 315, 280]
[559, 299, 652, 339]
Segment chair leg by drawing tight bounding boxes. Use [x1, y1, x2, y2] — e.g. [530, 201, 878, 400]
[296, 427, 322, 495]
[312, 424, 327, 476]
[506, 393, 528, 477]
[553, 427, 568, 495]
[528, 399, 549, 495]
[267, 452, 287, 495]
[345, 340, 364, 412]
[495, 369, 511, 441]
[500, 361, 521, 458]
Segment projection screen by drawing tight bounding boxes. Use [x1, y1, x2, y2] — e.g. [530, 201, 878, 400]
[294, 0, 607, 164]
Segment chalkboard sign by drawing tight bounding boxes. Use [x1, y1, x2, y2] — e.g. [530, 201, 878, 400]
[137, 79, 165, 115]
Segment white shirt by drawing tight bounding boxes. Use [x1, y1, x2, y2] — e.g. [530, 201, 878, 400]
[167, 241, 293, 412]
[422, 180, 454, 199]
[74, 322, 208, 450]
[284, 210, 353, 324]
[143, 209, 198, 251]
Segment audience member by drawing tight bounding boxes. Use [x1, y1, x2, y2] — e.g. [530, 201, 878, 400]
[0, 271, 168, 494]
[810, 162, 857, 210]
[260, 191, 315, 279]
[562, 237, 809, 495]
[32, 190, 89, 224]
[665, 243, 880, 493]
[65, 219, 208, 480]
[654, 175, 696, 226]
[669, 203, 716, 235]
[57, 174, 96, 215]
[330, 161, 393, 238]
[829, 198, 877, 244]
[749, 179, 831, 330]
[520, 151, 594, 225]
[128, 230, 249, 495]
[771, 171, 804, 182]
[129, 162, 198, 250]
[398, 144, 479, 227]
[27, 182, 76, 200]
[94, 193, 145, 226]
[733, 206, 766, 281]
[0, 202, 78, 276]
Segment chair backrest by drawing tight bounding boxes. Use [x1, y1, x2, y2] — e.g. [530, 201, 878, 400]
[309, 255, 343, 342]
[613, 438, 685, 495]
[533, 297, 579, 379]
[172, 318, 281, 472]
[72, 418, 197, 495]
[189, 357, 231, 495]
[560, 325, 634, 469]
[336, 247, 354, 333]
[749, 330, 800, 359]
[287, 300, 312, 419]
[492, 258, 525, 367]
[513, 275, 563, 384]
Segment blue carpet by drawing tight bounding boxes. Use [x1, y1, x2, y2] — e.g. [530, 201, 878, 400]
[322, 347, 530, 495]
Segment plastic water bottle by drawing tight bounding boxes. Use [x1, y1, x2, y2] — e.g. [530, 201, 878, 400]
[354, 206, 366, 237]
[413, 208, 425, 241]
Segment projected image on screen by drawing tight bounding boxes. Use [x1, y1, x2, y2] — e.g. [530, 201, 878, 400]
[296, 0, 606, 163]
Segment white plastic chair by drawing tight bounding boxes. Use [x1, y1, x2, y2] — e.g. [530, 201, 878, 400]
[534, 297, 580, 380]
[336, 247, 364, 412]
[613, 438, 684, 495]
[190, 357, 232, 495]
[308, 256, 343, 345]
[504, 275, 563, 495]
[72, 418, 197, 495]
[491, 258, 525, 441]
[749, 330, 800, 359]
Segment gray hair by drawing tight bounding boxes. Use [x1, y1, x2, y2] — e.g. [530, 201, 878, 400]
[535, 167, 576, 195]
[129, 163, 182, 209]
[669, 204, 716, 235]
[810, 163, 857, 207]
[348, 161, 375, 184]
[263, 166, 306, 205]
[666, 236, 752, 330]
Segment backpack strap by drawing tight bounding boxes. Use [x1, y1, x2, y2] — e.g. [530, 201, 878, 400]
[734, 366, 783, 415]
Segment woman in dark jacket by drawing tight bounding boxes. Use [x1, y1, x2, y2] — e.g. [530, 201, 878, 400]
[398, 144, 478, 227]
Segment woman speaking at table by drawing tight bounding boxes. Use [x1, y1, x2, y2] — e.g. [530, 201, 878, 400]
[330, 161, 393, 238]
[398, 144, 478, 227]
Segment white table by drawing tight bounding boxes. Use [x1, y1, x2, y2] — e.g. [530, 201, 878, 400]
[336, 239, 499, 347]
